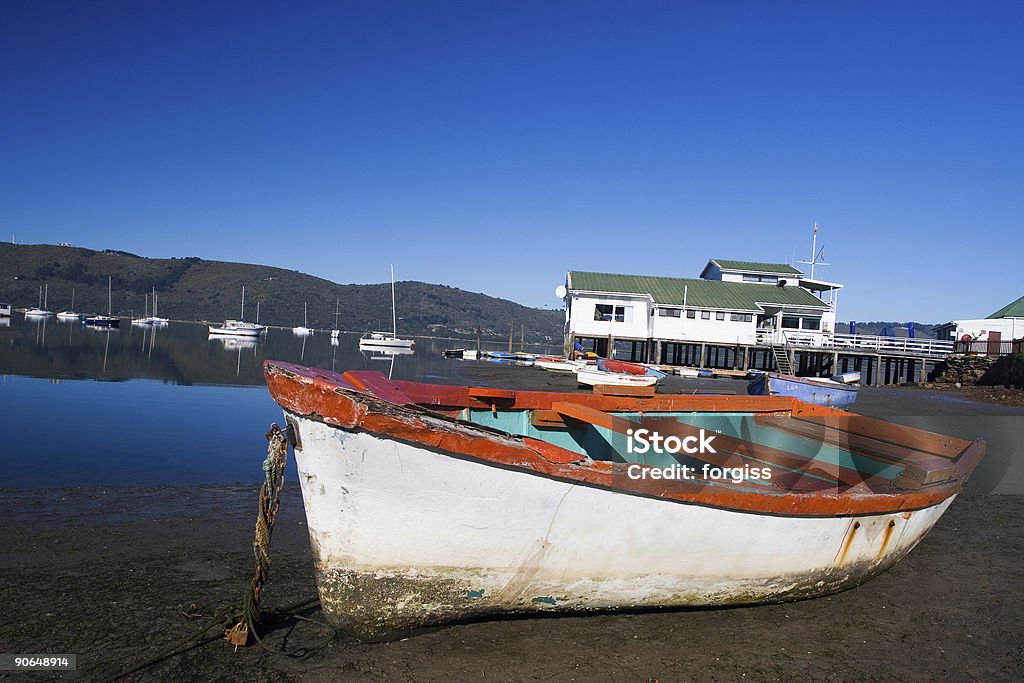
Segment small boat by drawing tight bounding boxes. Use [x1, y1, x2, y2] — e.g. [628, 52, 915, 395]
[264, 361, 986, 642]
[576, 366, 659, 388]
[832, 371, 861, 385]
[534, 357, 581, 373]
[747, 372, 858, 409]
[147, 289, 169, 325]
[85, 277, 120, 328]
[597, 358, 668, 379]
[25, 285, 54, 317]
[442, 348, 467, 358]
[485, 351, 537, 361]
[330, 298, 341, 339]
[293, 302, 313, 336]
[359, 265, 414, 349]
[209, 287, 265, 337]
[132, 292, 155, 325]
[360, 331, 415, 348]
[57, 288, 81, 320]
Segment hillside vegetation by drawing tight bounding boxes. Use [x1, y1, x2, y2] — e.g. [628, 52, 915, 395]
[0, 244, 564, 343]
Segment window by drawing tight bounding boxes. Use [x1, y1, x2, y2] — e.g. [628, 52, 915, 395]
[658, 308, 681, 317]
[686, 310, 696, 319]
[715, 311, 725, 320]
[801, 317, 821, 330]
[782, 316, 801, 329]
[742, 274, 779, 284]
[700, 310, 710, 320]
[595, 304, 628, 322]
[730, 313, 753, 322]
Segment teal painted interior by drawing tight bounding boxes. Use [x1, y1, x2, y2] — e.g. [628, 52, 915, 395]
[468, 409, 902, 481]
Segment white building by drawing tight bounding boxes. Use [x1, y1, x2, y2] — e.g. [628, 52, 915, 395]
[563, 259, 842, 364]
[933, 295, 1024, 345]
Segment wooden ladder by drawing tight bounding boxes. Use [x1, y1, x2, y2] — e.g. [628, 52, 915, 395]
[770, 343, 794, 374]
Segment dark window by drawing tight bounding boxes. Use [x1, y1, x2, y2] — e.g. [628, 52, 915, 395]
[658, 308, 681, 317]
[782, 316, 801, 329]
[716, 311, 725, 320]
[701, 310, 710, 320]
[742, 274, 779, 283]
[801, 317, 821, 330]
[730, 313, 753, 322]
[686, 309, 696, 319]
[595, 304, 626, 322]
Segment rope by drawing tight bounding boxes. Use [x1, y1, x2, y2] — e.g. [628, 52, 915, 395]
[225, 423, 291, 648]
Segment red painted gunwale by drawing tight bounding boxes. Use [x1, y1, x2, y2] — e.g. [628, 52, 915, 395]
[263, 361, 985, 518]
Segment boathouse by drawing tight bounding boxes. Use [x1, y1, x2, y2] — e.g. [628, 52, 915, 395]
[563, 260, 841, 363]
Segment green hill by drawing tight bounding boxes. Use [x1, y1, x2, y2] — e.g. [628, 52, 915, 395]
[0, 243, 564, 344]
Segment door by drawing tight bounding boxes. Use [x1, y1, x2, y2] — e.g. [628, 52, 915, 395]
[987, 330, 1002, 356]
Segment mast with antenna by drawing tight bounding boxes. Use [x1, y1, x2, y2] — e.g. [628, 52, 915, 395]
[390, 264, 397, 338]
[797, 222, 830, 279]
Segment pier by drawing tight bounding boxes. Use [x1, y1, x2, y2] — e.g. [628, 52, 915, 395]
[570, 331, 956, 386]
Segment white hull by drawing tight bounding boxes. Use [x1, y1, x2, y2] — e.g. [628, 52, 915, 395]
[576, 366, 658, 387]
[359, 336, 415, 348]
[209, 324, 264, 337]
[535, 359, 581, 373]
[293, 326, 313, 336]
[286, 413, 953, 641]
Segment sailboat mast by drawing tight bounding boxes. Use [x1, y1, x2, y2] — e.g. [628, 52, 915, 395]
[44, 284, 48, 309]
[391, 264, 397, 337]
[107, 276, 112, 315]
[241, 286, 245, 320]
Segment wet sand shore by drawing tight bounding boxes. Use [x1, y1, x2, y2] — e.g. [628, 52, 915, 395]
[3, 369, 1023, 681]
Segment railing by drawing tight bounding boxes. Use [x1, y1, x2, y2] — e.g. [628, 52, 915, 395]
[754, 330, 955, 356]
[953, 339, 1023, 356]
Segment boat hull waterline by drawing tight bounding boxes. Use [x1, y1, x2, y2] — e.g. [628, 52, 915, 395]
[748, 372, 858, 409]
[264, 361, 984, 642]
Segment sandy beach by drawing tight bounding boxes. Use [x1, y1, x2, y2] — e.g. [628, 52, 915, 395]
[2, 371, 1022, 681]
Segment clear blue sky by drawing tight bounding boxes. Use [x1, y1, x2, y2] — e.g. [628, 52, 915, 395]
[2, 1, 1021, 323]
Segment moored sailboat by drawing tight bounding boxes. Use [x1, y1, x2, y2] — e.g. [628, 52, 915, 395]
[359, 265, 414, 349]
[209, 286, 266, 337]
[85, 277, 120, 328]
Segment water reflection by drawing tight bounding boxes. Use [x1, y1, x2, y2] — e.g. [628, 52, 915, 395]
[0, 315, 548, 387]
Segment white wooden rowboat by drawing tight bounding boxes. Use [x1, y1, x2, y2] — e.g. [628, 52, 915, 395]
[264, 361, 985, 642]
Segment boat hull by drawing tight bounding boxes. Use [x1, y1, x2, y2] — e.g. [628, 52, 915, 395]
[209, 325, 264, 337]
[576, 366, 658, 387]
[359, 337, 415, 348]
[748, 373, 858, 409]
[285, 412, 953, 641]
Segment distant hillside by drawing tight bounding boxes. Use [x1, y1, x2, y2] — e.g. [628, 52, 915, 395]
[834, 321, 939, 339]
[0, 244, 564, 344]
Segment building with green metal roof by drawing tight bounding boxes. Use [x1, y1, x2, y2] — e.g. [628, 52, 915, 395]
[933, 294, 1024, 346]
[563, 259, 842, 361]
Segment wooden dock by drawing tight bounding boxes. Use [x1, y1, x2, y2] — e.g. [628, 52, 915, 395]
[570, 332, 955, 387]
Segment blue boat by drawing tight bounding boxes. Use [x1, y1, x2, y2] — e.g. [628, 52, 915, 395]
[747, 372, 858, 409]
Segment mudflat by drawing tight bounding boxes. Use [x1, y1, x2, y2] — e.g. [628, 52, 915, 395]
[2, 374, 1022, 681]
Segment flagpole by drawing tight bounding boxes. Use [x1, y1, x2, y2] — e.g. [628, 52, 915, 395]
[810, 222, 818, 279]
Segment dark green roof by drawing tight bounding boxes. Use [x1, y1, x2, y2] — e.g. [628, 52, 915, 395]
[988, 295, 1024, 319]
[709, 259, 803, 275]
[568, 271, 828, 311]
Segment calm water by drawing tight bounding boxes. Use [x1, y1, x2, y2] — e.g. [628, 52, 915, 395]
[0, 315, 557, 487]
[2, 315, 1021, 493]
